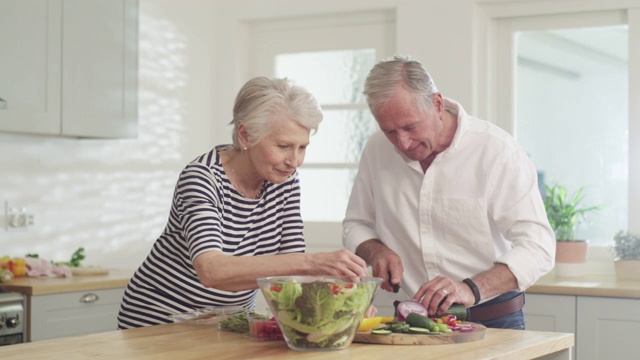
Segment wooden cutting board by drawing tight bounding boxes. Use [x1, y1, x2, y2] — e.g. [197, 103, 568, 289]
[71, 267, 109, 276]
[353, 322, 486, 345]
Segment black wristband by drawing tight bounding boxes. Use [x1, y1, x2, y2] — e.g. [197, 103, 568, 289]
[463, 278, 481, 305]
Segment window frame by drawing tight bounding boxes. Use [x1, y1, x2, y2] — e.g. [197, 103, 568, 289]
[248, 10, 396, 227]
[476, 2, 640, 237]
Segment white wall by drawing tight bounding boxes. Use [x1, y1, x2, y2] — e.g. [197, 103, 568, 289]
[1, 0, 635, 270]
[0, 0, 217, 269]
[0, 0, 475, 270]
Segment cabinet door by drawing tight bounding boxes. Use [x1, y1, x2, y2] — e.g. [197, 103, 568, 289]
[29, 287, 125, 342]
[577, 296, 640, 360]
[0, 0, 62, 134]
[61, 0, 138, 138]
[524, 294, 577, 332]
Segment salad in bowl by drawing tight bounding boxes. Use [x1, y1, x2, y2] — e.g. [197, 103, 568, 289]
[257, 275, 382, 351]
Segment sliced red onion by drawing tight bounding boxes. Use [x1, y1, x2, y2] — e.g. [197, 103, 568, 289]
[395, 300, 428, 321]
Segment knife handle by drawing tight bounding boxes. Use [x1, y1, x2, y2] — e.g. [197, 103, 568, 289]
[388, 271, 399, 293]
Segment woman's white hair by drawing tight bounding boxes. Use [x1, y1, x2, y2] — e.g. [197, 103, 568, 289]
[363, 55, 439, 116]
[229, 77, 323, 149]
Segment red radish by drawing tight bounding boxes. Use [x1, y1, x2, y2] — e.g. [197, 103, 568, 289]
[395, 300, 428, 321]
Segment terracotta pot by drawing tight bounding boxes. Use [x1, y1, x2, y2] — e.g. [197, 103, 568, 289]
[555, 241, 588, 263]
[555, 241, 588, 277]
[614, 260, 640, 281]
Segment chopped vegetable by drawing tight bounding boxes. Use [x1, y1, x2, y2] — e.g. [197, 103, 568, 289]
[219, 311, 269, 333]
[53, 247, 86, 268]
[68, 247, 86, 267]
[358, 317, 383, 332]
[395, 300, 428, 321]
[249, 317, 284, 341]
[371, 329, 392, 335]
[408, 327, 430, 334]
[405, 312, 437, 332]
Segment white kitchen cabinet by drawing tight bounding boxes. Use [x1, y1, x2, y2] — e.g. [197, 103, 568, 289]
[524, 294, 577, 333]
[0, 0, 138, 138]
[576, 296, 640, 360]
[28, 287, 125, 341]
[0, 0, 63, 134]
[524, 294, 577, 360]
[524, 293, 640, 360]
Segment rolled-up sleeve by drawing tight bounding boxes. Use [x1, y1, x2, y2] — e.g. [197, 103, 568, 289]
[490, 149, 556, 290]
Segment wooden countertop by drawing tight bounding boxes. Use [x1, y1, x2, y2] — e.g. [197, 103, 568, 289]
[2, 268, 637, 299]
[527, 272, 640, 299]
[0, 269, 133, 295]
[0, 317, 574, 359]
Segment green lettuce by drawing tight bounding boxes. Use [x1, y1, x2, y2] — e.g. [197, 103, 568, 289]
[263, 279, 377, 349]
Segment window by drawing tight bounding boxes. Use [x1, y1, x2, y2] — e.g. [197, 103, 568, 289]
[517, 24, 628, 243]
[274, 50, 378, 221]
[250, 11, 395, 225]
[492, 10, 639, 245]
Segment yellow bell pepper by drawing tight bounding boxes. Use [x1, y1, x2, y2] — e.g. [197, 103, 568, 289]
[11, 258, 27, 277]
[358, 317, 383, 332]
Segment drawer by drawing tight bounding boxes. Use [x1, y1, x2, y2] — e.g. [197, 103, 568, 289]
[29, 287, 125, 341]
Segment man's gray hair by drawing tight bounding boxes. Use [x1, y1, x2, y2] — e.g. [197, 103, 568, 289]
[363, 55, 439, 115]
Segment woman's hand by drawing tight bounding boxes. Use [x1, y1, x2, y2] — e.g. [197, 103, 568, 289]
[365, 305, 378, 318]
[307, 248, 368, 278]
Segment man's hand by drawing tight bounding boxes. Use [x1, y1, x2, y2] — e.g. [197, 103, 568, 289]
[412, 275, 476, 316]
[413, 264, 519, 316]
[356, 239, 404, 293]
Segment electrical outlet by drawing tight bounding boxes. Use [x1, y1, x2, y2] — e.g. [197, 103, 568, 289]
[4, 201, 34, 232]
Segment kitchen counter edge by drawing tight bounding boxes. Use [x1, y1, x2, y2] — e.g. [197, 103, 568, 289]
[0, 269, 133, 295]
[526, 272, 640, 299]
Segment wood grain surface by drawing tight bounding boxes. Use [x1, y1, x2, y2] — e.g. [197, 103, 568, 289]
[71, 267, 110, 276]
[353, 322, 486, 345]
[0, 269, 132, 295]
[0, 318, 574, 359]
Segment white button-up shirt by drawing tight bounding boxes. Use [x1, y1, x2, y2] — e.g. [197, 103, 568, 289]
[343, 99, 555, 301]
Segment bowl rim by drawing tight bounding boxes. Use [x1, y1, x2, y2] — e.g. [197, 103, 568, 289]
[256, 275, 383, 284]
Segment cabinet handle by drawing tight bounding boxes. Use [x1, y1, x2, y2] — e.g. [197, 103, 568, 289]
[79, 293, 100, 303]
[0, 97, 6, 110]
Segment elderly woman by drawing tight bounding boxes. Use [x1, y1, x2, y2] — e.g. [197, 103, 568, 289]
[117, 77, 367, 329]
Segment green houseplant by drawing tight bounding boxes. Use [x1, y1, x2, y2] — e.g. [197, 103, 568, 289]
[612, 231, 640, 260]
[543, 183, 602, 277]
[611, 231, 640, 281]
[543, 183, 602, 242]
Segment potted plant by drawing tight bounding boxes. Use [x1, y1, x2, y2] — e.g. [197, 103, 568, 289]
[543, 183, 602, 277]
[611, 231, 640, 281]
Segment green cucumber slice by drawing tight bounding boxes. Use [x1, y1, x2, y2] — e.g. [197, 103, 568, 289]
[408, 327, 431, 334]
[371, 329, 393, 335]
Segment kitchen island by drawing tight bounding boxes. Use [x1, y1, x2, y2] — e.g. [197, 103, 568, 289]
[0, 317, 573, 359]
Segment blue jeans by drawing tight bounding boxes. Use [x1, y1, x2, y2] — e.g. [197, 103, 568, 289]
[466, 291, 526, 330]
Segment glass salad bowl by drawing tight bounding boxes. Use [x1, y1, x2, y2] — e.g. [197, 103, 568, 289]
[256, 275, 382, 351]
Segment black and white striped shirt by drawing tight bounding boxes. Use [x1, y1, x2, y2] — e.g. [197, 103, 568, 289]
[117, 145, 305, 329]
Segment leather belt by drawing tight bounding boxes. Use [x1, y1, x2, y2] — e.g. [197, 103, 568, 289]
[467, 292, 525, 322]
